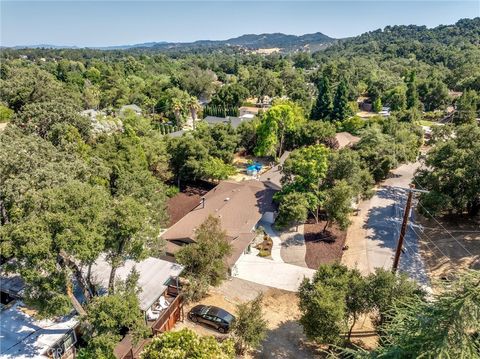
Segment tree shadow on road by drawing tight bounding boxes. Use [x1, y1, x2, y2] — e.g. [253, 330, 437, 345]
[362, 186, 407, 251]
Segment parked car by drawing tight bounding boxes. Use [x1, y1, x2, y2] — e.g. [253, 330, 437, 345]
[188, 305, 235, 333]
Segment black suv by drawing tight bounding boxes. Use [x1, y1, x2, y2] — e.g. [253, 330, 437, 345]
[188, 305, 235, 333]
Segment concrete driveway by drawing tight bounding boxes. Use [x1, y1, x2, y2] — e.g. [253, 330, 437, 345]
[232, 253, 315, 291]
[342, 163, 430, 288]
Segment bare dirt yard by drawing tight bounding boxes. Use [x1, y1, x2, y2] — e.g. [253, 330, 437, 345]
[175, 278, 324, 358]
[416, 211, 480, 285]
[175, 277, 377, 357]
[304, 219, 347, 269]
[229, 153, 273, 182]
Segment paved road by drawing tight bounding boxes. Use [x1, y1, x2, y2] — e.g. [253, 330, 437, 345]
[342, 163, 430, 289]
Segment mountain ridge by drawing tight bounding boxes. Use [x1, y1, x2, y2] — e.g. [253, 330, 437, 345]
[8, 32, 335, 51]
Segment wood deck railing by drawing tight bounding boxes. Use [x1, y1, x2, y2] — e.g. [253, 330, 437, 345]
[114, 293, 184, 359]
[151, 294, 184, 335]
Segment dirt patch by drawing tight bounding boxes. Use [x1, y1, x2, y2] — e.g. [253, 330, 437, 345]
[176, 278, 322, 358]
[0, 123, 7, 132]
[304, 219, 347, 269]
[166, 183, 214, 226]
[230, 153, 273, 182]
[415, 210, 480, 285]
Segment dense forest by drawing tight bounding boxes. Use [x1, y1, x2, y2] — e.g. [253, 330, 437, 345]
[0, 17, 479, 357]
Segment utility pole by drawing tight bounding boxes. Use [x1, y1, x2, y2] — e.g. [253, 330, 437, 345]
[392, 186, 414, 273]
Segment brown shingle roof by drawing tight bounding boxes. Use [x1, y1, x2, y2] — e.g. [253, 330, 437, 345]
[162, 180, 275, 242]
[162, 180, 275, 267]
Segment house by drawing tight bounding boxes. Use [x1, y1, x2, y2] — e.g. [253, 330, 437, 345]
[239, 106, 263, 117]
[379, 106, 391, 117]
[88, 256, 185, 359]
[161, 180, 276, 269]
[0, 257, 184, 359]
[0, 270, 78, 359]
[259, 151, 291, 191]
[167, 129, 187, 138]
[0, 302, 78, 359]
[335, 132, 361, 149]
[119, 104, 142, 117]
[88, 256, 184, 320]
[203, 115, 255, 129]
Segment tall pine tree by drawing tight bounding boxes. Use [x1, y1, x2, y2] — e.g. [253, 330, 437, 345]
[332, 79, 351, 121]
[406, 71, 419, 109]
[311, 74, 333, 120]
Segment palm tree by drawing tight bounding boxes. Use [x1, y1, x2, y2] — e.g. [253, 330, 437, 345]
[171, 98, 183, 127]
[188, 96, 201, 130]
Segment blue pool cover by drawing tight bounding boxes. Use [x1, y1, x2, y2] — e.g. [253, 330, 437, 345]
[247, 163, 263, 172]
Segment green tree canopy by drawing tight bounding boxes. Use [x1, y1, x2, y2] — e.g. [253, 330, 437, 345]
[332, 79, 352, 121]
[232, 294, 268, 354]
[311, 73, 333, 120]
[140, 328, 235, 359]
[1, 181, 110, 316]
[415, 123, 480, 216]
[323, 180, 354, 231]
[176, 215, 232, 293]
[352, 271, 480, 358]
[453, 89, 478, 125]
[276, 191, 309, 229]
[211, 83, 249, 108]
[255, 103, 300, 158]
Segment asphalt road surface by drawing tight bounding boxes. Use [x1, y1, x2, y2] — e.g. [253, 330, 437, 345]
[342, 162, 431, 289]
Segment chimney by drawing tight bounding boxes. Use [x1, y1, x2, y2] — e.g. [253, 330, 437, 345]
[200, 197, 206, 208]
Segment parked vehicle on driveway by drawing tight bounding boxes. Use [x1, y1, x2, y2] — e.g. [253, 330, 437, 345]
[188, 305, 235, 333]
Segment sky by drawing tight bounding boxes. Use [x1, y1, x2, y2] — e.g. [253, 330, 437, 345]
[1, 1, 479, 47]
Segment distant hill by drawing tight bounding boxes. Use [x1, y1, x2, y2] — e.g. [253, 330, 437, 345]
[8, 32, 335, 52]
[137, 32, 335, 52]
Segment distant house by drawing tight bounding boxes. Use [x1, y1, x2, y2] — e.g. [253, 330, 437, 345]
[119, 104, 142, 117]
[161, 180, 276, 269]
[239, 106, 262, 117]
[379, 107, 391, 117]
[335, 132, 361, 149]
[203, 115, 255, 129]
[167, 129, 187, 138]
[259, 151, 291, 191]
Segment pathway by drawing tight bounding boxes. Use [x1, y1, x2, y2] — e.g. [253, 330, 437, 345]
[280, 225, 309, 268]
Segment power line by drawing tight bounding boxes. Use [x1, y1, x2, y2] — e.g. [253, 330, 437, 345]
[416, 201, 475, 258]
[412, 176, 476, 259]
